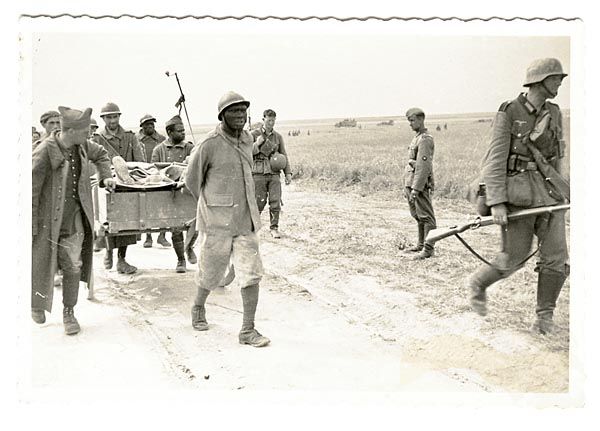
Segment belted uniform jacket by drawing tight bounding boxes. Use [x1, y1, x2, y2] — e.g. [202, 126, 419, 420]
[185, 124, 261, 236]
[32, 132, 112, 312]
[251, 128, 292, 175]
[482, 93, 565, 209]
[404, 129, 435, 192]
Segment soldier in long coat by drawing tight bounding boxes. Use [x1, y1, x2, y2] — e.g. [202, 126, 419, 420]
[32, 107, 115, 334]
[92, 102, 146, 274]
[467, 58, 569, 334]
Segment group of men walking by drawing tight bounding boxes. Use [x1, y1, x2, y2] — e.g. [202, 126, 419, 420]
[31, 56, 569, 343]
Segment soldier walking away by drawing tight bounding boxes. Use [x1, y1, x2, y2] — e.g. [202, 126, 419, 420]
[250, 109, 292, 239]
[151, 115, 197, 272]
[467, 58, 570, 335]
[32, 107, 116, 335]
[92, 102, 146, 274]
[33, 110, 61, 150]
[137, 114, 169, 248]
[403, 107, 437, 260]
[185, 91, 270, 348]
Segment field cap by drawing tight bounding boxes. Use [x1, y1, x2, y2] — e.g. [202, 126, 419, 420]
[165, 115, 183, 128]
[139, 114, 157, 127]
[406, 107, 425, 118]
[40, 110, 60, 125]
[58, 106, 92, 130]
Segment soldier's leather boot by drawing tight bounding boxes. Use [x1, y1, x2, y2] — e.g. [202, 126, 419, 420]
[173, 238, 186, 273]
[239, 284, 270, 347]
[186, 247, 198, 265]
[467, 267, 503, 316]
[31, 308, 46, 324]
[143, 234, 153, 248]
[103, 249, 113, 269]
[63, 307, 80, 335]
[533, 270, 566, 335]
[413, 224, 435, 260]
[191, 287, 211, 331]
[405, 223, 425, 252]
[157, 232, 171, 247]
[270, 228, 281, 239]
[117, 259, 137, 274]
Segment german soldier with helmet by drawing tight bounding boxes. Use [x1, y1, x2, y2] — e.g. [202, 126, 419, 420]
[467, 58, 569, 335]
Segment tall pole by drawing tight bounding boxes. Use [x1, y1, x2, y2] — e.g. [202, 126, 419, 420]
[165, 71, 197, 145]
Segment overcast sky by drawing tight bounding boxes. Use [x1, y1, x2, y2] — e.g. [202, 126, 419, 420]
[30, 32, 570, 128]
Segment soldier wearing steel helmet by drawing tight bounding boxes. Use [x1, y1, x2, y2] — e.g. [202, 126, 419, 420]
[467, 58, 569, 335]
[92, 102, 146, 274]
[403, 107, 437, 260]
[184, 91, 269, 348]
[250, 109, 293, 239]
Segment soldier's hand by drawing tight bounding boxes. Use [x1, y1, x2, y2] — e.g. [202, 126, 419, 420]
[491, 204, 508, 225]
[256, 135, 265, 146]
[285, 173, 292, 185]
[103, 178, 117, 192]
[409, 189, 419, 203]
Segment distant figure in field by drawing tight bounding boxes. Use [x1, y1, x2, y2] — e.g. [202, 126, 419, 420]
[251, 109, 292, 239]
[288, 130, 291, 136]
[466, 58, 569, 335]
[403, 107, 436, 260]
[436, 125, 441, 131]
[444, 123, 448, 130]
[307, 130, 310, 136]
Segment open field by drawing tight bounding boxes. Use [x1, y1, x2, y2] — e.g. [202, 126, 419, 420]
[276, 113, 570, 199]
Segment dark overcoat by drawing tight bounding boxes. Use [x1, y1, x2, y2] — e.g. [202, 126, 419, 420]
[32, 132, 112, 312]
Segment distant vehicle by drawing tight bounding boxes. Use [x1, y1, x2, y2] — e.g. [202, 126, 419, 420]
[335, 118, 357, 128]
[377, 119, 395, 126]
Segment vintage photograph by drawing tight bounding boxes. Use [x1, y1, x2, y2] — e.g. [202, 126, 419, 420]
[17, 13, 588, 415]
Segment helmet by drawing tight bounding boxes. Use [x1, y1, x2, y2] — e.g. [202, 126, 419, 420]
[217, 91, 250, 120]
[269, 152, 287, 171]
[100, 102, 121, 117]
[523, 58, 568, 87]
[139, 114, 156, 127]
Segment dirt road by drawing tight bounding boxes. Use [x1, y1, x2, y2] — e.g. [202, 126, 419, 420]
[27, 183, 570, 395]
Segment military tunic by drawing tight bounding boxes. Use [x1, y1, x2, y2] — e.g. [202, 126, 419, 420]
[404, 129, 436, 228]
[151, 138, 194, 164]
[475, 93, 568, 281]
[138, 130, 166, 163]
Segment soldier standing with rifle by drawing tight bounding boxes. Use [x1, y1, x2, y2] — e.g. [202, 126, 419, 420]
[403, 107, 437, 260]
[467, 58, 570, 335]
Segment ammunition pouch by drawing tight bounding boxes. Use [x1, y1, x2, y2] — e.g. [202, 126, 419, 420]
[506, 172, 533, 207]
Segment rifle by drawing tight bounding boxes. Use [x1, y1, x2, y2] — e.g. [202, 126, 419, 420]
[425, 203, 570, 245]
[525, 141, 570, 202]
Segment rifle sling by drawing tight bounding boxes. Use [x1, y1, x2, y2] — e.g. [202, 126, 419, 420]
[453, 233, 540, 272]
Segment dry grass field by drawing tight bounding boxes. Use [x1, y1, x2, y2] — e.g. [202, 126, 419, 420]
[277, 114, 570, 200]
